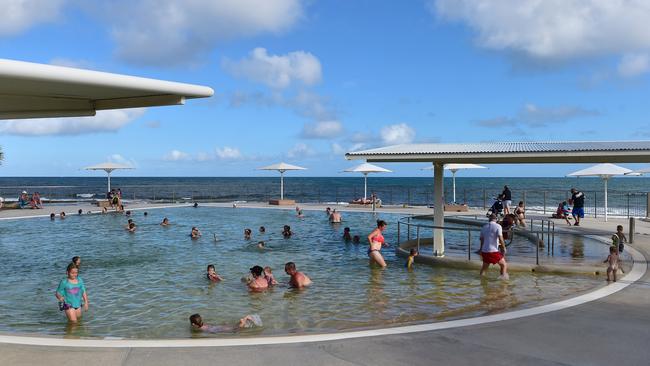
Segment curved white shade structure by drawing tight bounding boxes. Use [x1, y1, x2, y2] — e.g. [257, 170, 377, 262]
[423, 163, 486, 203]
[0, 58, 214, 119]
[258, 162, 307, 200]
[567, 163, 632, 222]
[344, 163, 392, 200]
[85, 162, 134, 192]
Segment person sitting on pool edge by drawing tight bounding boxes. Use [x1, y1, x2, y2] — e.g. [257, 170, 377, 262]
[247, 265, 269, 291]
[189, 313, 262, 333]
[285, 262, 312, 288]
[190, 227, 202, 239]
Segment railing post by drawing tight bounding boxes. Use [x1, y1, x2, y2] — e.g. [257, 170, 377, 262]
[467, 230, 471, 261]
[416, 226, 421, 253]
[646, 193, 650, 219]
[627, 193, 630, 218]
[397, 221, 401, 245]
[629, 217, 635, 244]
[551, 221, 555, 256]
[407, 217, 411, 240]
[547, 221, 551, 252]
[543, 191, 547, 215]
[594, 191, 597, 218]
[536, 233, 540, 265]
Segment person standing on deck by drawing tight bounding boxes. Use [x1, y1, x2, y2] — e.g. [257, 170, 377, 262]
[570, 188, 585, 226]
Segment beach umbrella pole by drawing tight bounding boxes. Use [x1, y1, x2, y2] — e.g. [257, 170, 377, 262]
[451, 170, 457, 203]
[107, 170, 111, 192]
[280, 170, 284, 200]
[364, 173, 368, 200]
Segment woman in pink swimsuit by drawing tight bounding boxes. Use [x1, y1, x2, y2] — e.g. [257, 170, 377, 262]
[367, 220, 388, 268]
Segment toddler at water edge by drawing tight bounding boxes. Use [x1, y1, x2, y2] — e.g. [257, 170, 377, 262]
[604, 246, 623, 282]
[189, 314, 262, 333]
[406, 248, 418, 269]
[206, 264, 223, 282]
[612, 225, 627, 254]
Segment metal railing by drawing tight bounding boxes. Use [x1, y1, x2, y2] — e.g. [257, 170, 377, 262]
[397, 215, 556, 265]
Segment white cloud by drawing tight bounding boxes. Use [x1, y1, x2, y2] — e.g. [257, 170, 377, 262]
[477, 103, 599, 128]
[223, 47, 322, 89]
[108, 154, 137, 167]
[0, 108, 146, 136]
[163, 150, 190, 161]
[301, 120, 342, 139]
[433, 0, 650, 70]
[1, 0, 66, 37]
[287, 143, 314, 158]
[618, 53, 650, 77]
[229, 90, 336, 121]
[103, 0, 303, 66]
[380, 123, 415, 145]
[215, 146, 243, 160]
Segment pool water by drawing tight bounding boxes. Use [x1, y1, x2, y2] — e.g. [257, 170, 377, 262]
[0, 206, 603, 338]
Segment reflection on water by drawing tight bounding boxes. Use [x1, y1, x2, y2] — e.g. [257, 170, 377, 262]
[0, 207, 604, 338]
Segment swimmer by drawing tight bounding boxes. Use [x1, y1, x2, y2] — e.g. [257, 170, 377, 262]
[124, 218, 134, 229]
[264, 266, 278, 286]
[71, 256, 81, 268]
[60, 211, 66, 219]
[257, 241, 270, 250]
[189, 313, 262, 333]
[329, 209, 342, 223]
[127, 222, 136, 233]
[297, 209, 304, 218]
[86, 211, 91, 215]
[367, 220, 389, 268]
[206, 264, 223, 282]
[326, 207, 331, 216]
[282, 225, 293, 238]
[125, 210, 131, 217]
[190, 227, 202, 239]
[259, 226, 266, 234]
[213, 233, 219, 242]
[50, 213, 55, 220]
[285, 262, 312, 288]
[55, 263, 88, 323]
[160, 217, 170, 226]
[244, 228, 252, 240]
[77, 209, 83, 215]
[248, 265, 269, 291]
[143, 211, 148, 217]
[343, 227, 352, 241]
[406, 248, 418, 269]
[352, 235, 360, 244]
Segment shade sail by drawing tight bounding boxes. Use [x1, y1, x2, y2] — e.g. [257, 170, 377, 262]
[567, 163, 632, 222]
[0, 58, 214, 119]
[257, 162, 307, 200]
[85, 162, 134, 192]
[344, 163, 392, 200]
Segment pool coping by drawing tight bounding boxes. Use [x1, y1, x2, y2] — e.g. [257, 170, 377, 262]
[0, 205, 645, 348]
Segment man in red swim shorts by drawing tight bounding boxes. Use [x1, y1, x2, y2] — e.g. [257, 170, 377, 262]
[480, 214, 509, 279]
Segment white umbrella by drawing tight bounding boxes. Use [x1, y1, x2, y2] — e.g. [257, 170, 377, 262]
[258, 162, 307, 200]
[567, 163, 632, 222]
[423, 163, 486, 203]
[85, 162, 134, 192]
[344, 162, 392, 200]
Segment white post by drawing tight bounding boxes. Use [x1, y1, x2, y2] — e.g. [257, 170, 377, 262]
[433, 162, 445, 256]
[596, 177, 609, 222]
[451, 169, 457, 203]
[107, 170, 111, 192]
[280, 170, 285, 200]
[364, 173, 368, 200]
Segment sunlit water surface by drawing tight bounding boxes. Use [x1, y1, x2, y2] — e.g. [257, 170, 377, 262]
[0, 207, 603, 338]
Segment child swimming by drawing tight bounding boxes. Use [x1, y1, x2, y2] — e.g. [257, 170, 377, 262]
[244, 228, 252, 240]
[190, 227, 202, 239]
[189, 313, 262, 333]
[343, 227, 352, 241]
[71, 256, 81, 268]
[206, 264, 223, 282]
[406, 248, 418, 269]
[282, 225, 292, 238]
[264, 266, 278, 286]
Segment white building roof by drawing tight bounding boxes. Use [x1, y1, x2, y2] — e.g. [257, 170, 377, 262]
[0, 58, 214, 119]
[346, 141, 650, 164]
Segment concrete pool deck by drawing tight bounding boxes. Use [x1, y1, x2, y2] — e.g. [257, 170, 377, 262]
[1, 202, 649, 365]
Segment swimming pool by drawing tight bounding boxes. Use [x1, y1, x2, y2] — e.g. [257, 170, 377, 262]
[0, 206, 603, 338]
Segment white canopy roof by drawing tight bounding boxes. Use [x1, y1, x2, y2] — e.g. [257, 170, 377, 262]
[258, 162, 307, 172]
[344, 162, 392, 174]
[0, 58, 214, 119]
[84, 162, 134, 173]
[422, 163, 486, 171]
[567, 163, 632, 178]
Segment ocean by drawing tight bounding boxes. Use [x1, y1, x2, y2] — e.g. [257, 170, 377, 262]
[1, 176, 648, 217]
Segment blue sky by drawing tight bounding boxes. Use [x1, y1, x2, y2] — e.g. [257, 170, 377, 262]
[2, 0, 650, 177]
